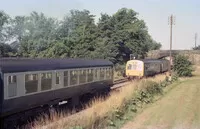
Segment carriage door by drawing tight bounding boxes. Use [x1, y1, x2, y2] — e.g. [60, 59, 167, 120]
[6, 75, 17, 98]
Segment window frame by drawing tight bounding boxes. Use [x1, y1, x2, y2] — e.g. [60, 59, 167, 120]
[41, 72, 53, 91]
[79, 69, 87, 84]
[25, 74, 39, 94]
[100, 68, 105, 80]
[69, 69, 79, 86]
[6, 75, 17, 98]
[87, 68, 94, 82]
[8, 75, 17, 85]
[56, 72, 61, 85]
[63, 71, 69, 87]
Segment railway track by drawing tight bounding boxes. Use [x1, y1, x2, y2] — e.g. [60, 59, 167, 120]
[111, 77, 131, 90]
[114, 78, 129, 85]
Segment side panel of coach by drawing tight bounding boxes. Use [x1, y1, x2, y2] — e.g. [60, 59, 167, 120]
[0, 70, 3, 117]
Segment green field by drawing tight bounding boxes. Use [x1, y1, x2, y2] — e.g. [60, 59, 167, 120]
[122, 66, 200, 129]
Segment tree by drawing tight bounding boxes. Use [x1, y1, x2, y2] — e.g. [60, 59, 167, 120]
[0, 8, 162, 64]
[38, 41, 70, 58]
[97, 8, 161, 64]
[173, 55, 193, 77]
[0, 11, 17, 57]
[0, 11, 10, 44]
[61, 10, 98, 58]
[18, 12, 58, 57]
[0, 43, 16, 57]
[10, 16, 27, 43]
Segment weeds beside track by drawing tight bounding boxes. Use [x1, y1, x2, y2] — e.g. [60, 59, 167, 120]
[31, 73, 172, 129]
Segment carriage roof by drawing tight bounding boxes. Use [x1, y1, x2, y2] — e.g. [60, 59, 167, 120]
[0, 58, 113, 73]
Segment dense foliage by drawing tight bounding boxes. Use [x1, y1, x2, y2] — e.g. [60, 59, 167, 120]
[0, 8, 161, 64]
[173, 55, 193, 77]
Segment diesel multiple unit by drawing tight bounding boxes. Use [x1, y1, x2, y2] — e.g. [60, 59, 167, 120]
[125, 59, 169, 78]
[0, 58, 114, 121]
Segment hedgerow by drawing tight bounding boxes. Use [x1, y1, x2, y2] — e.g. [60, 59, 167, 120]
[173, 55, 193, 77]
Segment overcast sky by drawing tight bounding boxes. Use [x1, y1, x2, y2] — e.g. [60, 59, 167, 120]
[1, 0, 200, 50]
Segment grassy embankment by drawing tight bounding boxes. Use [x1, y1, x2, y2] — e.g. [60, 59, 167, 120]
[121, 66, 200, 129]
[31, 70, 178, 129]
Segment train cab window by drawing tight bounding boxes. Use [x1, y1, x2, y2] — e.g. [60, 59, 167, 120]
[70, 70, 78, 85]
[132, 63, 137, 70]
[7, 75, 17, 97]
[100, 68, 105, 80]
[87, 69, 93, 82]
[127, 64, 132, 70]
[64, 71, 68, 87]
[56, 72, 61, 85]
[41, 73, 52, 91]
[79, 69, 86, 84]
[25, 74, 38, 94]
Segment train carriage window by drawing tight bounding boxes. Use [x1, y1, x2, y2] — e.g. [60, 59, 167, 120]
[79, 69, 86, 84]
[64, 71, 68, 87]
[106, 68, 110, 79]
[87, 69, 93, 82]
[56, 72, 61, 85]
[7, 75, 17, 97]
[100, 68, 105, 80]
[41, 73, 52, 91]
[94, 68, 99, 81]
[25, 74, 38, 94]
[70, 70, 78, 85]
[110, 68, 113, 79]
[8, 75, 16, 84]
[145, 64, 150, 70]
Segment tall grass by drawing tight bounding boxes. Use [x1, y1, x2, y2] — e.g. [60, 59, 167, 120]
[31, 74, 168, 129]
[192, 65, 200, 76]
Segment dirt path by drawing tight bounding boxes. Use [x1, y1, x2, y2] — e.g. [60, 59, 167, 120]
[122, 69, 200, 129]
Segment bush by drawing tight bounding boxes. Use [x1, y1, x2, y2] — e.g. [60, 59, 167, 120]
[171, 74, 179, 82]
[173, 55, 193, 77]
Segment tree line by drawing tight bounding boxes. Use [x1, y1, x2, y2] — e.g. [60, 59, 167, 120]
[0, 8, 161, 64]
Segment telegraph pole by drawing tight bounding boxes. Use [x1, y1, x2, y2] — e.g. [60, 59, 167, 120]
[168, 14, 175, 76]
[195, 33, 198, 48]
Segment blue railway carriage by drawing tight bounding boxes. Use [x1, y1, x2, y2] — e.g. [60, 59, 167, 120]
[0, 58, 114, 119]
[125, 59, 169, 78]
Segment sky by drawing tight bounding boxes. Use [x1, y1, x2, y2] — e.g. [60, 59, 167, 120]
[0, 0, 200, 50]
